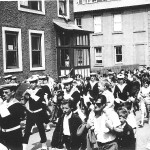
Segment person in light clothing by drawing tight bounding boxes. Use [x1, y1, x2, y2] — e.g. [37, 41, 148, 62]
[93, 95, 122, 150]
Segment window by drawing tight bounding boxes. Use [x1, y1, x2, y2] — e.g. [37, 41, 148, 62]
[113, 14, 122, 32]
[18, 0, 45, 15]
[74, 49, 89, 66]
[95, 47, 102, 65]
[76, 34, 89, 45]
[29, 30, 45, 71]
[60, 49, 70, 67]
[94, 16, 102, 33]
[75, 18, 82, 28]
[57, 0, 69, 18]
[133, 10, 146, 32]
[58, 31, 70, 46]
[115, 46, 122, 63]
[2, 27, 22, 73]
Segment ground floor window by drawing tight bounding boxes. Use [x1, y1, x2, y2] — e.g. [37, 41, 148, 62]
[2, 27, 22, 73]
[95, 47, 102, 65]
[74, 49, 89, 66]
[115, 45, 122, 63]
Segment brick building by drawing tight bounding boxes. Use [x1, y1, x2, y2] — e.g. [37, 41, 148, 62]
[0, 0, 91, 83]
[74, 0, 150, 73]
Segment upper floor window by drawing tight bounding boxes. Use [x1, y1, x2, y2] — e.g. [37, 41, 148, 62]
[95, 47, 102, 65]
[75, 18, 82, 28]
[57, 0, 69, 18]
[29, 30, 45, 71]
[2, 27, 22, 73]
[115, 46, 122, 63]
[87, 0, 97, 3]
[18, 0, 45, 15]
[113, 14, 122, 32]
[58, 31, 70, 46]
[76, 34, 89, 46]
[94, 16, 102, 33]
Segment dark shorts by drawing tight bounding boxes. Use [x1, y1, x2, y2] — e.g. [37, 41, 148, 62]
[97, 141, 118, 150]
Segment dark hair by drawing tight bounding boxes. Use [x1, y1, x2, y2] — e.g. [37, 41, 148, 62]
[117, 107, 128, 119]
[61, 99, 73, 108]
[96, 94, 107, 105]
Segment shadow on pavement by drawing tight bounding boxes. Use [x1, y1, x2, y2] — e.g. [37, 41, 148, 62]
[31, 140, 51, 150]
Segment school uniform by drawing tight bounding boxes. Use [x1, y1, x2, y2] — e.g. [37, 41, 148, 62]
[114, 83, 130, 110]
[23, 87, 47, 144]
[0, 98, 25, 150]
[117, 122, 136, 150]
[87, 81, 99, 100]
[51, 112, 82, 150]
[63, 86, 80, 111]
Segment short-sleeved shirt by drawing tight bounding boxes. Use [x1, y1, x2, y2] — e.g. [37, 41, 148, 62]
[94, 109, 121, 143]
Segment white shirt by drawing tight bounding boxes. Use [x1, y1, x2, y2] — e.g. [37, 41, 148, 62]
[94, 109, 121, 143]
[63, 112, 72, 136]
[103, 90, 114, 110]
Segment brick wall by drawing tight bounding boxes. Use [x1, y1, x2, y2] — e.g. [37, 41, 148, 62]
[0, 1, 61, 83]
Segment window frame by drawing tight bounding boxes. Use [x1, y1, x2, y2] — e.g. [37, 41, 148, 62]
[57, 0, 70, 18]
[29, 30, 45, 71]
[113, 13, 122, 32]
[114, 45, 123, 64]
[18, 0, 45, 15]
[94, 47, 103, 66]
[2, 27, 22, 73]
[75, 18, 82, 28]
[94, 15, 102, 33]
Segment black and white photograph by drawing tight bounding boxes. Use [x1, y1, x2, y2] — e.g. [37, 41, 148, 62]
[0, 0, 149, 149]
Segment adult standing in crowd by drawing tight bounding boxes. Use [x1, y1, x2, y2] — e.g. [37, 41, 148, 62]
[86, 73, 99, 101]
[3, 75, 12, 84]
[62, 78, 80, 112]
[114, 74, 130, 111]
[22, 76, 48, 150]
[129, 74, 141, 111]
[87, 94, 123, 150]
[0, 83, 25, 150]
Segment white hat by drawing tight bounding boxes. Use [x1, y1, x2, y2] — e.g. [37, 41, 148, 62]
[62, 78, 73, 84]
[108, 71, 114, 75]
[3, 75, 12, 79]
[90, 72, 97, 76]
[0, 83, 18, 90]
[39, 75, 47, 80]
[59, 75, 67, 78]
[12, 76, 17, 80]
[27, 76, 39, 82]
[117, 74, 124, 79]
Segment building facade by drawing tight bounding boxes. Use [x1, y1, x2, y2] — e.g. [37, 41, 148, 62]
[74, 0, 150, 73]
[0, 0, 91, 83]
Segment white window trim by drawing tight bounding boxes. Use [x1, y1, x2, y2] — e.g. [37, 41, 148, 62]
[94, 47, 103, 66]
[114, 45, 123, 64]
[2, 27, 23, 73]
[18, 0, 45, 15]
[57, 0, 70, 19]
[29, 30, 45, 71]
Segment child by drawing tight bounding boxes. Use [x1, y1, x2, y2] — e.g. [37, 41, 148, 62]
[51, 99, 82, 150]
[117, 107, 136, 150]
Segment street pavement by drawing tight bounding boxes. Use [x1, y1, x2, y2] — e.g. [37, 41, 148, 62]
[26, 111, 150, 150]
